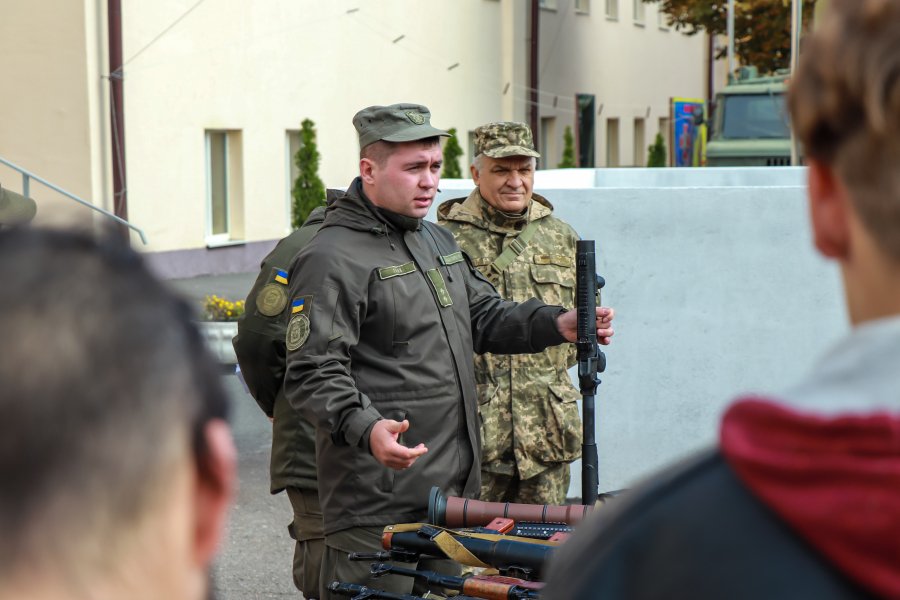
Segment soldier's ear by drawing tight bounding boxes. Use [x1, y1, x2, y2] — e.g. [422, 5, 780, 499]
[360, 158, 377, 185]
[470, 163, 480, 184]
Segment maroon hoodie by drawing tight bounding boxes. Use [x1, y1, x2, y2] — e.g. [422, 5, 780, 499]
[721, 398, 900, 599]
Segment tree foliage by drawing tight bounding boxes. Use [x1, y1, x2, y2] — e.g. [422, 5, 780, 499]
[441, 128, 464, 179]
[291, 118, 326, 229]
[644, 0, 817, 75]
[647, 133, 668, 167]
[558, 126, 577, 168]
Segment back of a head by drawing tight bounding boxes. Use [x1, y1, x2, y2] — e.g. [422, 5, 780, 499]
[0, 228, 229, 591]
[788, 0, 900, 259]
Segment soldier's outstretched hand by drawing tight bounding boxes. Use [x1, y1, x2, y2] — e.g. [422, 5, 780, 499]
[556, 306, 615, 345]
[369, 419, 428, 470]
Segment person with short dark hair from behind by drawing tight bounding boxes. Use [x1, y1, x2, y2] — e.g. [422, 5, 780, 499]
[544, 0, 900, 597]
[0, 227, 236, 600]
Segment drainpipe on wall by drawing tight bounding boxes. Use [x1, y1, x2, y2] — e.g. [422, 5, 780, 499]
[529, 0, 540, 151]
[108, 0, 128, 226]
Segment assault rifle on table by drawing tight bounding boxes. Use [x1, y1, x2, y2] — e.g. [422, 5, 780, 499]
[349, 523, 556, 581]
[370, 563, 542, 600]
[328, 581, 479, 600]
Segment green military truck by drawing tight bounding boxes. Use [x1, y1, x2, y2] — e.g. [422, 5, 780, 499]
[706, 68, 793, 167]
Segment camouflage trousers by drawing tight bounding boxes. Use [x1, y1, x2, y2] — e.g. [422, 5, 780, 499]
[480, 462, 570, 505]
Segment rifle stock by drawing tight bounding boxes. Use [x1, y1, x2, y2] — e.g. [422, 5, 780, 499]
[382, 525, 553, 580]
[371, 563, 541, 600]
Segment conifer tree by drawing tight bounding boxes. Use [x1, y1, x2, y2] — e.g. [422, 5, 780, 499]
[291, 118, 326, 229]
[441, 128, 464, 179]
[558, 126, 577, 168]
[647, 132, 667, 167]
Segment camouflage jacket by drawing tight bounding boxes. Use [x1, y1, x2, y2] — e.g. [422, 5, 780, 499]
[438, 189, 582, 480]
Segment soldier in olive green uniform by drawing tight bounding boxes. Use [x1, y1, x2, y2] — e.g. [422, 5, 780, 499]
[283, 104, 614, 599]
[0, 183, 37, 226]
[232, 190, 341, 599]
[438, 122, 583, 505]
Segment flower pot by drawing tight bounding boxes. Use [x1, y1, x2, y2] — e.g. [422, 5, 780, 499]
[197, 321, 238, 365]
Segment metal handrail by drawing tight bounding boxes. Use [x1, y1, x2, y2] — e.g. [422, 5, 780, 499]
[0, 155, 147, 244]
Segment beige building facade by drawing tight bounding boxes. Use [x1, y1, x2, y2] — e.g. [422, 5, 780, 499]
[0, 0, 710, 277]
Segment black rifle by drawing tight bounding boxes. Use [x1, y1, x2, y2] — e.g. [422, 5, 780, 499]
[576, 240, 606, 505]
[370, 562, 542, 600]
[328, 581, 480, 600]
[328, 582, 426, 600]
[351, 524, 553, 580]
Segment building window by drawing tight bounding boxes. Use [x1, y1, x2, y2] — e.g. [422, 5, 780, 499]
[576, 0, 590, 14]
[576, 94, 596, 167]
[658, 5, 669, 29]
[633, 118, 646, 166]
[539, 0, 557, 9]
[286, 130, 300, 228]
[540, 116, 556, 169]
[605, 0, 618, 19]
[633, 0, 645, 24]
[205, 129, 244, 244]
[606, 118, 620, 167]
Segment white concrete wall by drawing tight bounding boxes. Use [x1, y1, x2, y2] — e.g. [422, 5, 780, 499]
[430, 167, 849, 494]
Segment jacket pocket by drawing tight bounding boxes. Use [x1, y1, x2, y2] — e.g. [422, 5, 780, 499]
[476, 382, 504, 464]
[542, 382, 583, 463]
[529, 263, 575, 307]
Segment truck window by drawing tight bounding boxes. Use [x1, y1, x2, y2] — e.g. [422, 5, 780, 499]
[720, 93, 790, 139]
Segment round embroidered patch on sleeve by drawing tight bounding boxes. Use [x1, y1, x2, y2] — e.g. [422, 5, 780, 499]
[256, 283, 288, 317]
[286, 314, 311, 351]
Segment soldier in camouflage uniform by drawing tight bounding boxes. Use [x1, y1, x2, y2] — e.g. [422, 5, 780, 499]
[437, 122, 583, 505]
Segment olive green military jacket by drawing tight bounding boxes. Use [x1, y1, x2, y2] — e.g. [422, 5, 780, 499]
[437, 189, 582, 480]
[283, 178, 567, 535]
[232, 206, 326, 494]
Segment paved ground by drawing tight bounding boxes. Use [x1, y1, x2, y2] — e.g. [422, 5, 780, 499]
[166, 273, 303, 598]
[211, 372, 302, 599]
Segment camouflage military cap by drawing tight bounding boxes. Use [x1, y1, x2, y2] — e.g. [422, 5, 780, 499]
[353, 103, 450, 149]
[474, 122, 541, 159]
[0, 184, 37, 226]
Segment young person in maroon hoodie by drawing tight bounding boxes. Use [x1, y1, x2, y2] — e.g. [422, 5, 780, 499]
[544, 1, 900, 598]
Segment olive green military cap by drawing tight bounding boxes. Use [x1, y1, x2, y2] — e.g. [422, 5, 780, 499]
[0, 184, 37, 226]
[474, 121, 541, 159]
[353, 103, 450, 149]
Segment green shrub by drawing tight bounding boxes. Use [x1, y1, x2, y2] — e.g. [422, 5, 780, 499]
[647, 132, 667, 168]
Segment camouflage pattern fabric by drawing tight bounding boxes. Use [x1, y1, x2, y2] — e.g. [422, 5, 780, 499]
[438, 189, 582, 503]
[481, 463, 570, 506]
[473, 121, 541, 159]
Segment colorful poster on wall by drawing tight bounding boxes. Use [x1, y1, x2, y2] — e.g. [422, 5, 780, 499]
[670, 98, 707, 167]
